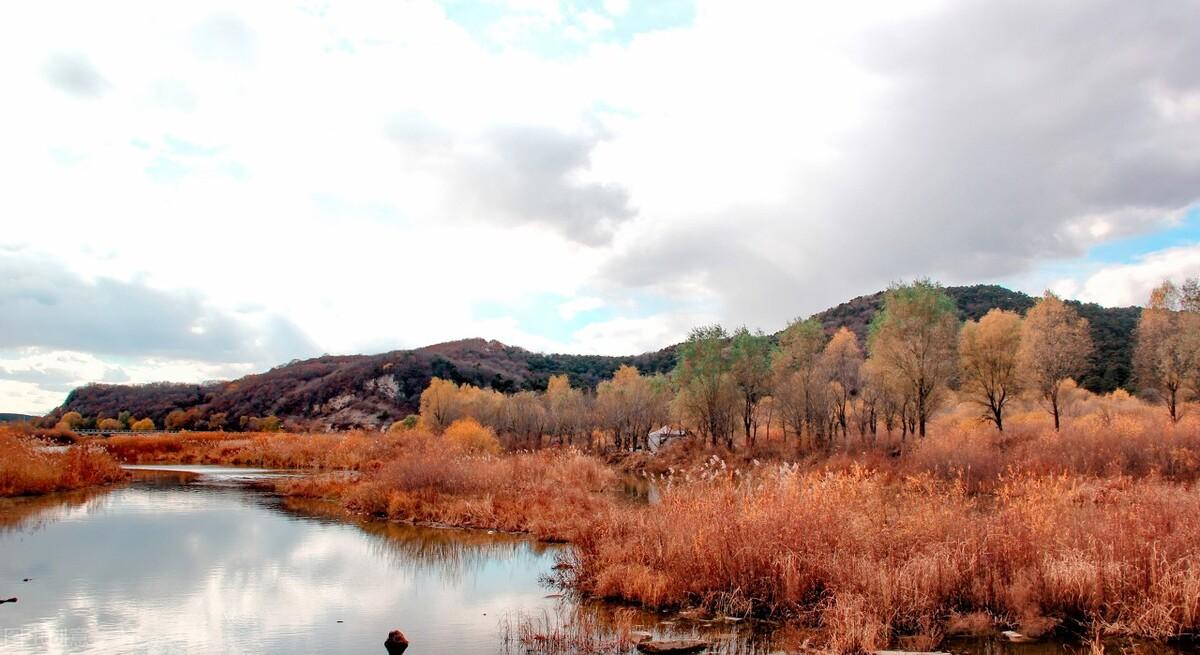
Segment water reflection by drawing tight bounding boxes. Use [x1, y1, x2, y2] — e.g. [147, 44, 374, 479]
[4, 472, 1195, 655]
[0, 473, 560, 654]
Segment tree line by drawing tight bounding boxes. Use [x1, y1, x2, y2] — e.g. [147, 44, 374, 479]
[411, 278, 1200, 451]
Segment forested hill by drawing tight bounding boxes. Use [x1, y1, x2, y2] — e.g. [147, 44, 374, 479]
[54, 285, 1140, 430]
[57, 339, 679, 431]
[811, 285, 1141, 393]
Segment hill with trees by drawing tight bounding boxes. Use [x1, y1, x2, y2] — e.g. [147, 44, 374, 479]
[50, 285, 1141, 430]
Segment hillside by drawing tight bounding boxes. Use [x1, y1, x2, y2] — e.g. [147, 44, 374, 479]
[810, 285, 1140, 393]
[58, 339, 678, 430]
[53, 285, 1141, 430]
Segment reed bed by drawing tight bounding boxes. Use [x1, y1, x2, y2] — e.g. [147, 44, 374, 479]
[70, 405, 1200, 649]
[563, 463, 1200, 650]
[99, 430, 404, 470]
[0, 430, 125, 497]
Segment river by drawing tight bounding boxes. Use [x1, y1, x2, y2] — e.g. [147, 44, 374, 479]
[2, 466, 1193, 655]
[0, 466, 565, 654]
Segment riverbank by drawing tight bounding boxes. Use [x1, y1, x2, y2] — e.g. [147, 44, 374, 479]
[0, 429, 125, 497]
[77, 414, 1200, 652]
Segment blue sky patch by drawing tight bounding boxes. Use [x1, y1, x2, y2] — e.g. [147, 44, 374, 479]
[441, 0, 695, 58]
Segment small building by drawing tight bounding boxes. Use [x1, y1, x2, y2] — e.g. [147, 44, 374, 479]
[646, 425, 687, 453]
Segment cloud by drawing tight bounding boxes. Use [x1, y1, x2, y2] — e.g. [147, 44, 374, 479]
[596, 0, 1200, 328]
[388, 119, 637, 245]
[43, 53, 109, 97]
[0, 250, 318, 365]
[6, 0, 1200, 371]
[191, 14, 257, 66]
[1053, 245, 1200, 307]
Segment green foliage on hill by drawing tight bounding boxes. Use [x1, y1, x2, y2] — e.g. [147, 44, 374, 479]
[809, 284, 1140, 393]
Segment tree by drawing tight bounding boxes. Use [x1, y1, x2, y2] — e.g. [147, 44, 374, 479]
[958, 309, 1023, 431]
[1134, 279, 1200, 422]
[131, 417, 156, 431]
[165, 409, 189, 431]
[867, 280, 960, 438]
[597, 365, 671, 451]
[544, 374, 587, 446]
[1017, 291, 1093, 430]
[729, 327, 774, 448]
[674, 325, 738, 448]
[771, 318, 828, 447]
[821, 327, 863, 441]
[117, 410, 132, 428]
[59, 411, 84, 429]
[207, 412, 228, 431]
[418, 377, 461, 433]
[97, 417, 123, 431]
[503, 391, 547, 447]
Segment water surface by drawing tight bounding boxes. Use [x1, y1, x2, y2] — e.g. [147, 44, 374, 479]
[0, 468, 560, 654]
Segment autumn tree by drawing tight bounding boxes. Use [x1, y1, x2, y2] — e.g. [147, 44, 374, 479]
[58, 411, 84, 430]
[165, 409, 189, 431]
[1017, 291, 1093, 430]
[131, 417, 156, 431]
[207, 412, 228, 431]
[958, 309, 1023, 431]
[821, 327, 863, 441]
[97, 417, 123, 431]
[1134, 279, 1200, 422]
[503, 391, 547, 447]
[675, 325, 737, 448]
[418, 377, 461, 433]
[597, 365, 671, 451]
[771, 318, 828, 448]
[544, 374, 587, 446]
[867, 280, 960, 438]
[729, 327, 774, 448]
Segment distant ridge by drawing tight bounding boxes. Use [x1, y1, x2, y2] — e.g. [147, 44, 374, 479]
[52, 284, 1141, 430]
[0, 413, 38, 423]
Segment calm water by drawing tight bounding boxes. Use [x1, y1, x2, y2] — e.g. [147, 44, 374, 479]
[3, 467, 1194, 655]
[0, 466, 562, 655]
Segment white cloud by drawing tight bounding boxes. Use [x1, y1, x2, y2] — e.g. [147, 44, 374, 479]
[557, 296, 604, 320]
[1065, 245, 1200, 307]
[2, 0, 1200, 409]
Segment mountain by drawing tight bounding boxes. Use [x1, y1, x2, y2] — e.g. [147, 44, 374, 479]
[0, 413, 38, 423]
[52, 285, 1142, 430]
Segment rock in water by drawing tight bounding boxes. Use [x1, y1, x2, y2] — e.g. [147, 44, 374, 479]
[636, 639, 709, 654]
[384, 629, 409, 654]
[1001, 630, 1033, 643]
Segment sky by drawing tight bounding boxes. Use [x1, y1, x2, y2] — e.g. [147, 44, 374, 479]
[3, 0, 1200, 414]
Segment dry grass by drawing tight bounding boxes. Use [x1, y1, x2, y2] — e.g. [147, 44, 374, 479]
[94, 429, 616, 540]
[562, 463, 1200, 650]
[283, 432, 616, 541]
[72, 404, 1200, 650]
[500, 605, 642, 655]
[98, 430, 404, 470]
[0, 429, 125, 497]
